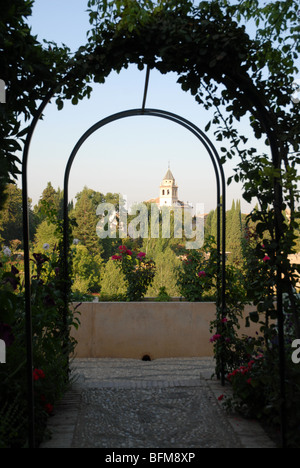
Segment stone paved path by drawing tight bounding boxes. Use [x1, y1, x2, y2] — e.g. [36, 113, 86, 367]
[40, 357, 276, 449]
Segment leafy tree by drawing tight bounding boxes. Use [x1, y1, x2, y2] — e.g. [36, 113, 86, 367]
[226, 200, 243, 266]
[33, 220, 60, 253]
[71, 244, 103, 294]
[0, 184, 35, 244]
[100, 258, 127, 296]
[204, 210, 214, 242]
[71, 187, 122, 256]
[34, 182, 64, 224]
[0, 0, 94, 212]
[0, 2, 73, 209]
[205, 198, 244, 266]
[147, 247, 181, 297]
[71, 187, 102, 254]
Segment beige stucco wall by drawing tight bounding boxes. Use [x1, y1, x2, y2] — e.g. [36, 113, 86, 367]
[70, 302, 261, 360]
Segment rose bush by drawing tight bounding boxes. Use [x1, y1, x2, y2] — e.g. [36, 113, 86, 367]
[111, 245, 156, 301]
[176, 238, 216, 302]
[0, 242, 79, 447]
[221, 336, 300, 448]
[215, 228, 300, 447]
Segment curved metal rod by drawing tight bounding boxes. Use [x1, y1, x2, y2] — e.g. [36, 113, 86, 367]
[144, 109, 226, 299]
[145, 108, 227, 382]
[63, 107, 226, 382]
[63, 108, 224, 254]
[22, 89, 55, 448]
[142, 66, 150, 113]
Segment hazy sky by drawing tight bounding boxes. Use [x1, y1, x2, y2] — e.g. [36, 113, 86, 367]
[21, 0, 270, 214]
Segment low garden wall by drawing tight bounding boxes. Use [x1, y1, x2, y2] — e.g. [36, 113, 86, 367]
[70, 301, 262, 360]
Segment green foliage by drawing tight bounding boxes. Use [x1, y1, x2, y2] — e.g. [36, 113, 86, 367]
[71, 188, 102, 254]
[0, 184, 35, 244]
[205, 198, 244, 267]
[1, 0, 300, 447]
[176, 238, 217, 301]
[34, 182, 64, 224]
[0, 245, 79, 447]
[209, 265, 249, 377]
[222, 338, 300, 448]
[71, 244, 103, 294]
[34, 220, 60, 252]
[155, 286, 171, 302]
[146, 246, 181, 297]
[100, 258, 127, 296]
[0, 0, 90, 210]
[0, 396, 27, 448]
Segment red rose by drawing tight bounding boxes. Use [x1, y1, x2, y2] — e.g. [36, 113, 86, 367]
[45, 403, 53, 414]
[137, 252, 146, 259]
[197, 271, 206, 277]
[112, 254, 122, 260]
[33, 368, 45, 381]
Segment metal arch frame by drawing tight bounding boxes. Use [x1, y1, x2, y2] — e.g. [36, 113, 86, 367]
[20, 69, 287, 448]
[62, 109, 227, 330]
[62, 108, 227, 391]
[22, 102, 227, 447]
[62, 107, 226, 318]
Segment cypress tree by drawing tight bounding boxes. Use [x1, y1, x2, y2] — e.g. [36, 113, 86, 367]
[227, 200, 243, 265]
[72, 188, 101, 254]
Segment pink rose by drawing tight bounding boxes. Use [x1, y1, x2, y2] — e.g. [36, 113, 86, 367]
[137, 252, 146, 259]
[210, 333, 221, 343]
[112, 254, 122, 260]
[198, 271, 206, 277]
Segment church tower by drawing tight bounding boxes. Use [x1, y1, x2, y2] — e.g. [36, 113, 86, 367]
[159, 166, 179, 207]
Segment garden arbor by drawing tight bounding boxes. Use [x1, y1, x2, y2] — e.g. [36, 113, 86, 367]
[22, 4, 294, 447]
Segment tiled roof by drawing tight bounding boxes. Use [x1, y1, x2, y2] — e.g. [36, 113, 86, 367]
[163, 168, 175, 181]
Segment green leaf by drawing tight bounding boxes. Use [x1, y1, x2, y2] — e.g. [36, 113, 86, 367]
[205, 121, 211, 132]
[249, 311, 259, 323]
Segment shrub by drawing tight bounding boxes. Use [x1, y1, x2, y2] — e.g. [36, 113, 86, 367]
[111, 245, 156, 301]
[0, 245, 79, 447]
[155, 286, 171, 302]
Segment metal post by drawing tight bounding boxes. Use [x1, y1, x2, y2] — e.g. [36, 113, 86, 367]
[142, 66, 150, 113]
[22, 158, 35, 448]
[22, 90, 54, 448]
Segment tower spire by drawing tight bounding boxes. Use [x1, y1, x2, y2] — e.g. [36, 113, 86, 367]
[159, 165, 178, 207]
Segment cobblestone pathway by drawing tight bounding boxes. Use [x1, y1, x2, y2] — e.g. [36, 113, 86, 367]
[40, 357, 276, 449]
